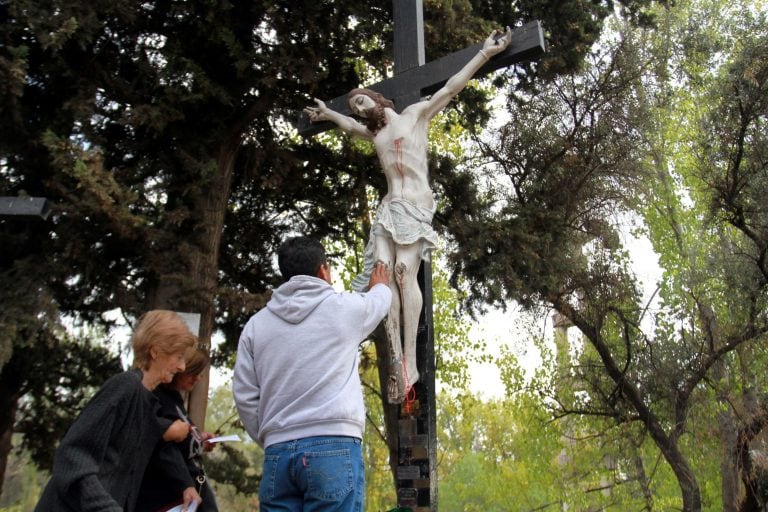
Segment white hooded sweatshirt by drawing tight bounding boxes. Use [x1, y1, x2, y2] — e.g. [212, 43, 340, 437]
[233, 275, 392, 448]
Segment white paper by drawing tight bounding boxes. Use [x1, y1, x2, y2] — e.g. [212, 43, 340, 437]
[207, 434, 242, 443]
[163, 501, 198, 512]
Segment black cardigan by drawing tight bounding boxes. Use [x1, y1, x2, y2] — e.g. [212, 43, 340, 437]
[34, 370, 174, 512]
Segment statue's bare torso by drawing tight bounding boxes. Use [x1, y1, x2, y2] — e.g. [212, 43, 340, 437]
[374, 109, 433, 209]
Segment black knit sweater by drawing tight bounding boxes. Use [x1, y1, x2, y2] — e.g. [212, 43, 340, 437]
[34, 370, 172, 512]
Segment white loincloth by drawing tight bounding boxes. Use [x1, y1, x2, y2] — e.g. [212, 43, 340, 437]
[351, 197, 438, 291]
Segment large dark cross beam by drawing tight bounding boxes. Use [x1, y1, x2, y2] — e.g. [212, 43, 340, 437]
[298, 3, 544, 510]
[297, 19, 545, 137]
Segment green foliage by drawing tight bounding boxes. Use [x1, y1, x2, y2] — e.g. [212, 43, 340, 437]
[446, 31, 649, 311]
[437, 392, 563, 511]
[11, 325, 123, 471]
[0, 436, 46, 511]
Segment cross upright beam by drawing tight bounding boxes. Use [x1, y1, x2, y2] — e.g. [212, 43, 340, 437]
[393, 0, 425, 106]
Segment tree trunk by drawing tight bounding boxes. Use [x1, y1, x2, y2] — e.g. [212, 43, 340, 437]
[186, 146, 238, 429]
[721, 404, 740, 511]
[150, 143, 238, 429]
[644, 427, 702, 511]
[676, 456, 704, 512]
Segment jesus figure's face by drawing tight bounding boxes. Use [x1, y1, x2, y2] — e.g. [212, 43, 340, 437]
[349, 94, 376, 117]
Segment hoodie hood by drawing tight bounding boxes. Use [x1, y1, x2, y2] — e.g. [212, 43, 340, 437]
[266, 275, 336, 324]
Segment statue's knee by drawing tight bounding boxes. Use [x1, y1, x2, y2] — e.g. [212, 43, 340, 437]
[395, 262, 419, 292]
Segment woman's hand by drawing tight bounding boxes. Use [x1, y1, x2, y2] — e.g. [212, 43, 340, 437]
[163, 419, 190, 442]
[181, 486, 202, 511]
[200, 431, 216, 452]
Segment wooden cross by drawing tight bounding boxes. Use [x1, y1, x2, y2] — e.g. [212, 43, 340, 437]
[299, 3, 544, 509]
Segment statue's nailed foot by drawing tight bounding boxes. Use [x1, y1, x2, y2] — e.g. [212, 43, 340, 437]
[386, 359, 406, 404]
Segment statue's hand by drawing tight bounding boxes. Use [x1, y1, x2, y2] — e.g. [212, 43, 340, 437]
[481, 26, 512, 57]
[303, 98, 329, 123]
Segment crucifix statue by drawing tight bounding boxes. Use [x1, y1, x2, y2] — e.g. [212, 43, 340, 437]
[305, 27, 513, 404]
[301, 7, 544, 405]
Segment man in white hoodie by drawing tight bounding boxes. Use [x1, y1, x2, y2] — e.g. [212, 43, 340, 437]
[233, 236, 391, 512]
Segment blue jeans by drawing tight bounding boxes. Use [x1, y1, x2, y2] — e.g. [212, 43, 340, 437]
[259, 436, 365, 512]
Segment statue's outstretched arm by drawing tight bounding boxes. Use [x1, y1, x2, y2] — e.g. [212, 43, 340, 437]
[304, 98, 372, 140]
[419, 27, 512, 120]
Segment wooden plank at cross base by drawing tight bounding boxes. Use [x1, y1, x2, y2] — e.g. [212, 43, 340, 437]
[396, 261, 437, 510]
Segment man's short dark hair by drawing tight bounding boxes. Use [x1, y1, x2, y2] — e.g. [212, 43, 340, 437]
[277, 236, 327, 281]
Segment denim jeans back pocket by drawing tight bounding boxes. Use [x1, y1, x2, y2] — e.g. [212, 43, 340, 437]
[260, 453, 281, 501]
[303, 448, 353, 501]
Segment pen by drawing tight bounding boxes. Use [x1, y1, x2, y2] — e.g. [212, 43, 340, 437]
[175, 405, 191, 424]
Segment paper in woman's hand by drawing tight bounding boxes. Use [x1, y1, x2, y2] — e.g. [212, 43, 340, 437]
[206, 434, 241, 444]
[162, 501, 198, 512]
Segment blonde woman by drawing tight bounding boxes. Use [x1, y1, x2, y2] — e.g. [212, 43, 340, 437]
[35, 310, 202, 512]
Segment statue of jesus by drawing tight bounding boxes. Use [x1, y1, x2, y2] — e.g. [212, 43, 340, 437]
[304, 27, 512, 403]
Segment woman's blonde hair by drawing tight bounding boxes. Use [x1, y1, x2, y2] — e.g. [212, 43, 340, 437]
[131, 310, 198, 370]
